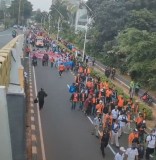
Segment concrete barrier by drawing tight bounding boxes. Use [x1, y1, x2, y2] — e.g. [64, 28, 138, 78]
[0, 35, 24, 89]
[0, 35, 26, 160]
[0, 86, 13, 160]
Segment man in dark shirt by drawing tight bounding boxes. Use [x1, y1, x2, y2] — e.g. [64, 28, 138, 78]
[37, 88, 47, 110]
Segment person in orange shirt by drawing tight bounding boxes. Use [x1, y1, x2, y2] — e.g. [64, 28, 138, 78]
[58, 63, 65, 77]
[118, 96, 124, 111]
[50, 57, 54, 68]
[135, 113, 143, 129]
[96, 100, 104, 115]
[103, 112, 113, 129]
[86, 67, 91, 75]
[78, 66, 84, 74]
[70, 91, 79, 110]
[75, 74, 81, 84]
[128, 129, 139, 147]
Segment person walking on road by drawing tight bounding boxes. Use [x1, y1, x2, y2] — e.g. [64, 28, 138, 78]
[111, 119, 120, 148]
[37, 88, 47, 110]
[114, 147, 126, 160]
[100, 128, 110, 158]
[58, 63, 65, 77]
[70, 91, 79, 110]
[145, 129, 156, 160]
[92, 111, 101, 138]
[125, 143, 139, 160]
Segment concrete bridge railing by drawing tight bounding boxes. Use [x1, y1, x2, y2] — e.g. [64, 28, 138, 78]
[0, 35, 26, 160]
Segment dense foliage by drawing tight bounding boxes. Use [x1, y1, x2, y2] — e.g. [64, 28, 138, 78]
[9, 0, 33, 25]
[86, 0, 156, 89]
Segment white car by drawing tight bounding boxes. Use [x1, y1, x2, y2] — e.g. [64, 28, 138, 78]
[13, 25, 18, 29]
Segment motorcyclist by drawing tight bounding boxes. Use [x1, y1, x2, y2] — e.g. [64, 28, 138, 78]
[32, 54, 37, 66]
[12, 30, 17, 38]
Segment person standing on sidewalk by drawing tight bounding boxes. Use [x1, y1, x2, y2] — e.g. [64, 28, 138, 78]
[37, 88, 48, 110]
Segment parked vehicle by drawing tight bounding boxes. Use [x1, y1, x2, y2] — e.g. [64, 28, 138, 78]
[140, 92, 153, 106]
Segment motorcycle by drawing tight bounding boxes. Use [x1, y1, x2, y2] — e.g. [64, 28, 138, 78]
[32, 58, 37, 67]
[140, 92, 153, 106]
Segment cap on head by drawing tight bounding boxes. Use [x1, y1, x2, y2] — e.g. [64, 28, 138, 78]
[134, 128, 138, 132]
[99, 100, 103, 103]
[120, 147, 126, 152]
[97, 110, 100, 113]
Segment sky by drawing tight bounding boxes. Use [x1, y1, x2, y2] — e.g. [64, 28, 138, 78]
[29, 0, 88, 12]
[29, 0, 52, 11]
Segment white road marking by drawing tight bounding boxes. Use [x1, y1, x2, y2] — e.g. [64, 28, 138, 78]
[67, 84, 70, 89]
[87, 116, 116, 155]
[32, 63, 46, 160]
[0, 34, 11, 37]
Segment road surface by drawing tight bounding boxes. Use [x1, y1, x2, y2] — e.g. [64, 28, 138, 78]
[33, 60, 116, 160]
[0, 28, 23, 49]
[0, 28, 13, 48]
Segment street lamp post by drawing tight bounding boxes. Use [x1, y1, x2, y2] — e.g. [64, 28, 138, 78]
[82, 19, 88, 62]
[51, 6, 64, 41]
[48, 15, 52, 35]
[56, 16, 60, 41]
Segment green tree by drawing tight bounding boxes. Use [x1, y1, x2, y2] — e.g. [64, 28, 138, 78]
[9, 0, 32, 24]
[126, 9, 156, 31]
[33, 9, 42, 23]
[115, 28, 156, 89]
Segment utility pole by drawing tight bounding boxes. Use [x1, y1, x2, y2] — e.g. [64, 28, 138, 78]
[48, 15, 51, 35]
[18, 0, 22, 25]
[57, 16, 60, 41]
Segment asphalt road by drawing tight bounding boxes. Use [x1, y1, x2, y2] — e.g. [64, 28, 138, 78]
[34, 60, 115, 160]
[0, 28, 13, 48]
[0, 28, 23, 49]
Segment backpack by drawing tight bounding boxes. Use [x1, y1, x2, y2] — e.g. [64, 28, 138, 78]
[132, 137, 139, 144]
[121, 116, 128, 123]
[69, 86, 76, 93]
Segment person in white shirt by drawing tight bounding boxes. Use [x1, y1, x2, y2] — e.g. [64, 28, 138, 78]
[145, 129, 156, 160]
[112, 106, 119, 122]
[111, 119, 120, 147]
[92, 111, 100, 138]
[114, 147, 125, 160]
[125, 143, 138, 160]
[118, 111, 128, 137]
